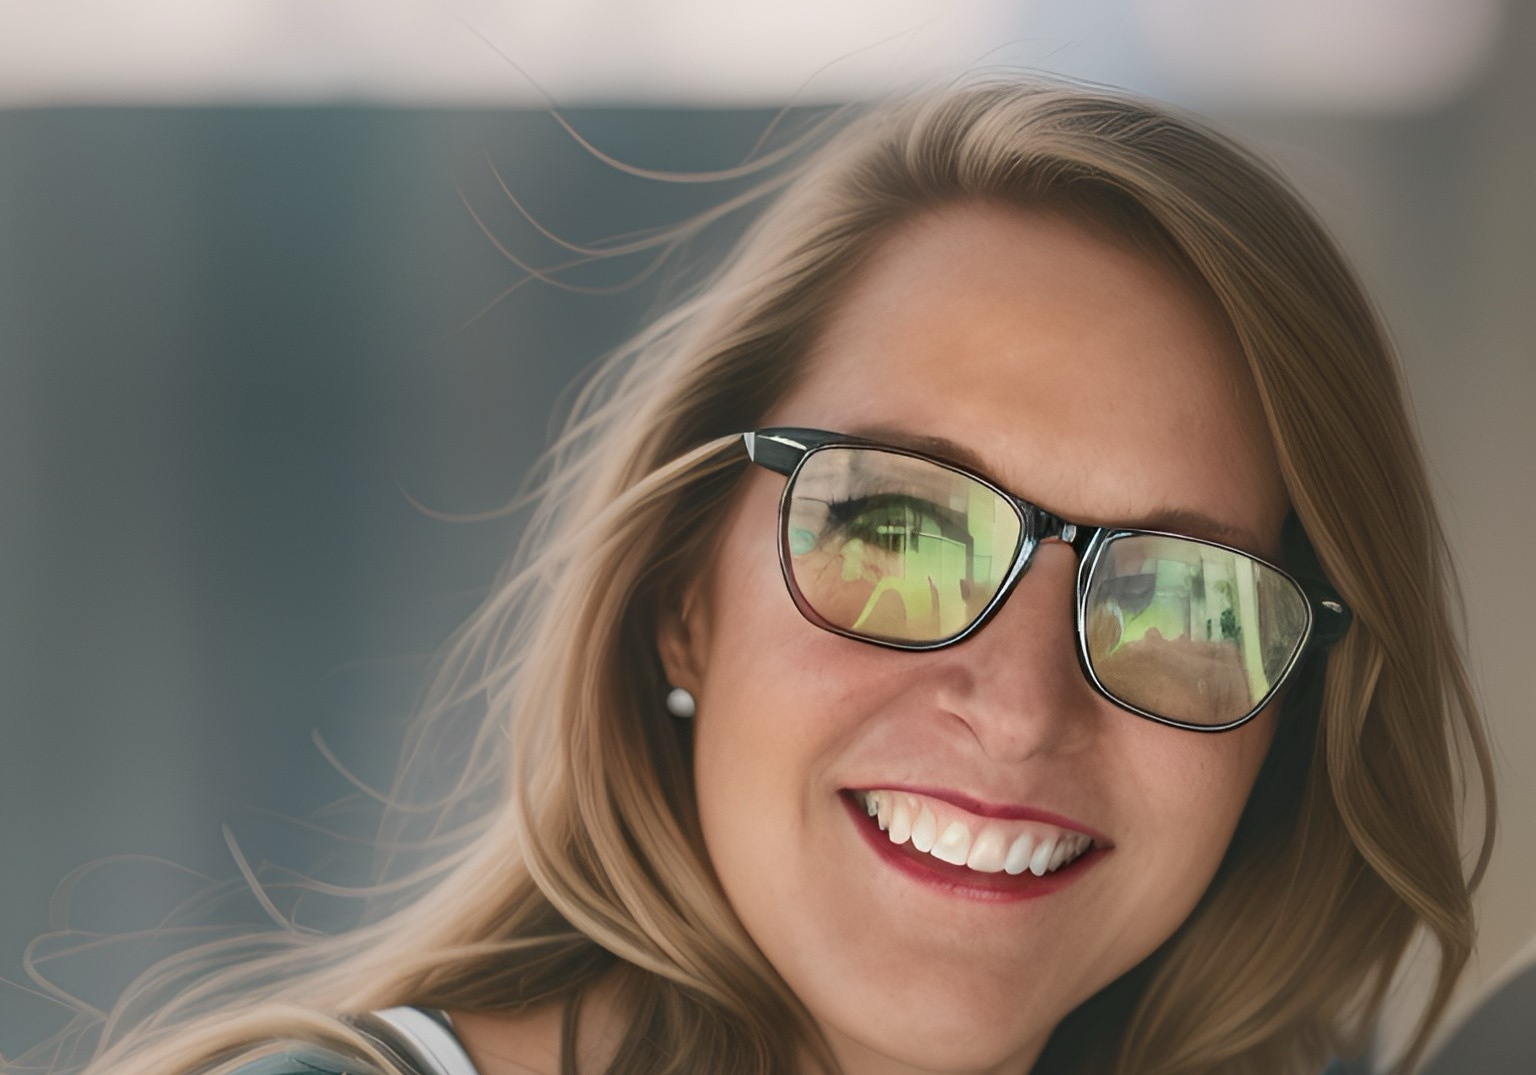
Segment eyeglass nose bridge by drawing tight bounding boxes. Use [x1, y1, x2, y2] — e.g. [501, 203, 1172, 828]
[963, 499, 1095, 638]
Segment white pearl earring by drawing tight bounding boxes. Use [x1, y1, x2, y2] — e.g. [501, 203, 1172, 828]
[665, 686, 696, 719]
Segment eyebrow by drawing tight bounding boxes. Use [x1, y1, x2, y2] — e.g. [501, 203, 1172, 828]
[844, 422, 1272, 555]
[1126, 507, 1273, 557]
[847, 424, 994, 474]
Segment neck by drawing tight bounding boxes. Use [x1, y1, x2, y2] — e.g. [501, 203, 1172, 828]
[806, 1018, 1049, 1075]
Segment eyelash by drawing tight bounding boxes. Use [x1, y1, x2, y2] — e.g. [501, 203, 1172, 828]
[823, 493, 970, 551]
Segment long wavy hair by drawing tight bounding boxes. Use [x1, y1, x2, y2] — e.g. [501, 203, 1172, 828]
[33, 78, 1495, 1075]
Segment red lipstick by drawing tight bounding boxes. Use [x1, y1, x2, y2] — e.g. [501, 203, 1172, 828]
[839, 792, 1106, 904]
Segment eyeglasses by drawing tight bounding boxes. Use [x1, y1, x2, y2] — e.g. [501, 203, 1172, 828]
[740, 428, 1351, 732]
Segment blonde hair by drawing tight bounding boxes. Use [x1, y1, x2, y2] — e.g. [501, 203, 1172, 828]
[36, 78, 1494, 1075]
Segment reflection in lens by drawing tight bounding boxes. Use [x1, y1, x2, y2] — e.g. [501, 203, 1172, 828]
[784, 447, 1022, 644]
[1083, 533, 1308, 725]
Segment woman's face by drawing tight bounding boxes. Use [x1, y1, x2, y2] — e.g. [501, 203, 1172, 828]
[660, 203, 1290, 1075]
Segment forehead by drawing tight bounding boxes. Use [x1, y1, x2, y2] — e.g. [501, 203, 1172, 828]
[763, 202, 1289, 554]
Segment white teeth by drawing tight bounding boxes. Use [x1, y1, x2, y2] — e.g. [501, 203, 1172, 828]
[931, 822, 972, 866]
[887, 796, 913, 845]
[858, 790, 1095, 877]
[965, 827, 1009, 873]
[1003, 834, 1036, 876]
[910, 806, 938, 853]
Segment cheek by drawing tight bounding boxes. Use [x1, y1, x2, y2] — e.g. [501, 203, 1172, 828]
[692, 475, 903, 742]
[688, 481, 827, 829]
[686, 486, 928, 922]
[689, 540, 886, 815]
[1121, 714, 1276, 883]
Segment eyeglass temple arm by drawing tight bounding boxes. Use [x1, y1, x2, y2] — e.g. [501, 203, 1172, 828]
[1281, 512, 1353, 644]
[741, 428, 846, 475]
[1306, 585, 1352, 643]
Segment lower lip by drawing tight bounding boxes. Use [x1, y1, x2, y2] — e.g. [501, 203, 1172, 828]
[839, 793, 1105, 903]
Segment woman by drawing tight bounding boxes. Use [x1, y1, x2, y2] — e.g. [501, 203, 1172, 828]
[60, 79, 1493, 1075]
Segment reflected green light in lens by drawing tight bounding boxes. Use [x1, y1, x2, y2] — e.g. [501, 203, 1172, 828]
[786, 447, 1020, 644]
[1085, 534, 1308, 725]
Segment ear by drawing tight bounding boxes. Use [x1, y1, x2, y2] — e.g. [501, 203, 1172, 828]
[656, 578, 710, 695]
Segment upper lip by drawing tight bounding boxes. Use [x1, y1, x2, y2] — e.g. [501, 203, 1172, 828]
[847, 783, 1110, 845]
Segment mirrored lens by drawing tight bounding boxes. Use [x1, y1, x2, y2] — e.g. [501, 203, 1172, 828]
[1082, 533, 1310, 726]
[783, 447, 1023, 644]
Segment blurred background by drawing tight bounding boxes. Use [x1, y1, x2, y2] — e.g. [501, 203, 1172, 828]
[1, 1, 1531, 1069]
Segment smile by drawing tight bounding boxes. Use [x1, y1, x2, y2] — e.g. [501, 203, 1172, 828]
[840, 788, 1107, 902]
[857, 789, 1097, 876]
[860, 786, 1099, 878]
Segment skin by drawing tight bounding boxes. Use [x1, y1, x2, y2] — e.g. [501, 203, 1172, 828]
[452, 202, 1290, 1075]
[661, 203, 1289, 1075]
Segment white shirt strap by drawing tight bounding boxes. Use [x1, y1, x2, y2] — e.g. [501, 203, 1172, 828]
[366, 1007, 481, 1075]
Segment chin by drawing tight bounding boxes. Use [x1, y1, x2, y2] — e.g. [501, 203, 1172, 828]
[811, 974, 1064, 1075]
[837, 1022, 1039, 1075]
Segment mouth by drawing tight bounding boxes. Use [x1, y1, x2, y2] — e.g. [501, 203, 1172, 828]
[840, 788, 1107, 902]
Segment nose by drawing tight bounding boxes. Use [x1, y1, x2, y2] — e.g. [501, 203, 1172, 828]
[929, 539, 1104, 762]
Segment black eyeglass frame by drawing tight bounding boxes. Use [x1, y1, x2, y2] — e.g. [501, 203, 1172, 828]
[741, 426, 1352, 733]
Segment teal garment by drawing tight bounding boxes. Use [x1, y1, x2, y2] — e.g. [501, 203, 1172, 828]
[225, 1046, 371, 1075]
[221, 1037, 1356, 1075]
[226, 1045, 1352, 1075]
[218, 1008, 476, 1075]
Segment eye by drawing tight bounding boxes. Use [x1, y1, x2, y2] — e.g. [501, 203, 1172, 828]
[825, 494, 967, 554]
